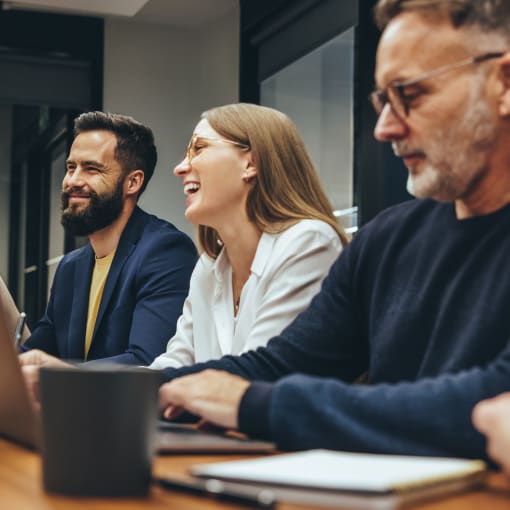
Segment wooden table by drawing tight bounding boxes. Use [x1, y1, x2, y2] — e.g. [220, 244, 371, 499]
[1, 437, 509, 509]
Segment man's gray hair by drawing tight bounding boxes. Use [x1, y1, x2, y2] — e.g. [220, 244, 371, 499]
[375, 0, 510, 36]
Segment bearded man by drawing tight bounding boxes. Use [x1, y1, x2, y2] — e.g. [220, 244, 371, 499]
[20, 111, 196, 364]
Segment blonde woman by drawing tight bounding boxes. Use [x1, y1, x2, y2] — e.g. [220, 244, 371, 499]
[151, 103, 348, 369]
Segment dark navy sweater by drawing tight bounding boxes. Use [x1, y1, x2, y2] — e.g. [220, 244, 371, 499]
[162, 199, 510, 459]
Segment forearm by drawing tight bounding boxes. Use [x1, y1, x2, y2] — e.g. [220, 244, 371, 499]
[160, 346, 288, 383]
[239, 360, 510, 459]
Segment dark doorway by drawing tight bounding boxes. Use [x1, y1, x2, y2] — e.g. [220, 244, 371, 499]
[1, 8, 103, 324]
[9, 108, 82, 327]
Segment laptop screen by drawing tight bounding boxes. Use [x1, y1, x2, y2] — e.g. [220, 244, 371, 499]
[0, 303, 40, 449]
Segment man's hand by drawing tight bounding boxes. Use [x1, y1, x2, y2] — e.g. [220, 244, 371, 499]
[18, 349, 66, 368]
[473, 392, 510, 477]
[18, 349, 70, 412]
[159, 369, 251, 429]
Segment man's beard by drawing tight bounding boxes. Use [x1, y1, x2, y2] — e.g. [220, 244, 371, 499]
[61, 177, 125, 236]
[395, 77, 496, 202]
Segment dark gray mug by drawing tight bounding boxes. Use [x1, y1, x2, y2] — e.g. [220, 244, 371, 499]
[39, 365, 161, 497]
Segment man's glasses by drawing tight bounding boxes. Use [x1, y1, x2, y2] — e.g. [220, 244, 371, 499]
[185, 134, 250, 162]
[370, 52, 505, 119]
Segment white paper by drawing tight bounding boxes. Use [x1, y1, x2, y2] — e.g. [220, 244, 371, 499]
[192, 449, 486, 492]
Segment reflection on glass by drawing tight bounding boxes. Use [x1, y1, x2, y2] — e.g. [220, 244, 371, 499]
[261, 28, 355, 230]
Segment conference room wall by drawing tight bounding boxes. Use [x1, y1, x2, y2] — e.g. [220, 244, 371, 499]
[103, 8, 240, 239]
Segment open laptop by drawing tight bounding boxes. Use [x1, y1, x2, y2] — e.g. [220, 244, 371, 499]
[0, 303, 40, 449]
[0, 275, 30, 344]
[157, 420, 275, 453]
[0, 307, 274, 454]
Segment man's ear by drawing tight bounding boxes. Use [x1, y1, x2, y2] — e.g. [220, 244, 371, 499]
[498, 52, 510, 117]
[125, 170, 145, 196]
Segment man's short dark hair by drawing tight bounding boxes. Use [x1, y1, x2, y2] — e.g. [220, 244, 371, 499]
[73, 111, 157, 196]
[374, 0, 510, 33]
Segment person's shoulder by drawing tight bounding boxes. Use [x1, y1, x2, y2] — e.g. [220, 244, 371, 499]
[359, 199, 440, 234]
[375, 197, 434, 218]
[263, 219, 342, 263]
[347, 200, 447, 260]
[50, 245, 91, 281]
[287, 218, 338, 237]
[275, 219, 340, 244]
[185, 252, 217, 293]
[192, 252, 216, 275]
[137, 210, 196, 250]
[58, 244, 90, 265]
[141, 209, 187, 236]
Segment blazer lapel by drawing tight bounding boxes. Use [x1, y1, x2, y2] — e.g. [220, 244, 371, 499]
[90, 207, 148, 343]
[67, 245, 94, 359]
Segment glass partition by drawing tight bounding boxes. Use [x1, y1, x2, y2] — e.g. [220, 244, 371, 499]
[260, 28, 356, 232]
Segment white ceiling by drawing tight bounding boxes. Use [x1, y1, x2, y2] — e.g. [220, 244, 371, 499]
[2, 0, 238, 28]
[136, 0, 238, 28]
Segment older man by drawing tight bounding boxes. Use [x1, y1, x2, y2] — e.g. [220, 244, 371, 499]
[155, 0, 510, 461]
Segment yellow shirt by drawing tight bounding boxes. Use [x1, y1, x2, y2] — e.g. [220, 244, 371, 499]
[84, 250, 116, 359]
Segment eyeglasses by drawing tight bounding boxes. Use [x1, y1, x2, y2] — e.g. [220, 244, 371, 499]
[185, 134, 250, 162]
[370, 52, 505, 119]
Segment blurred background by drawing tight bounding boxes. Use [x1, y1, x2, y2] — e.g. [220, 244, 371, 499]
[0, 0, 410, 326]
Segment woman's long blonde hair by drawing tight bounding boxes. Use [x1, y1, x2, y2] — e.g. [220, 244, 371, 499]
[197, 103, 349, 258]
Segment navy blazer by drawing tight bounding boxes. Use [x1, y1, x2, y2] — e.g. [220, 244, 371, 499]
[22, 207, 197, 365]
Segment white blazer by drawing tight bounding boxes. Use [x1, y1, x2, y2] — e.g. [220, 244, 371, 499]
[150, 219, 342, 369]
